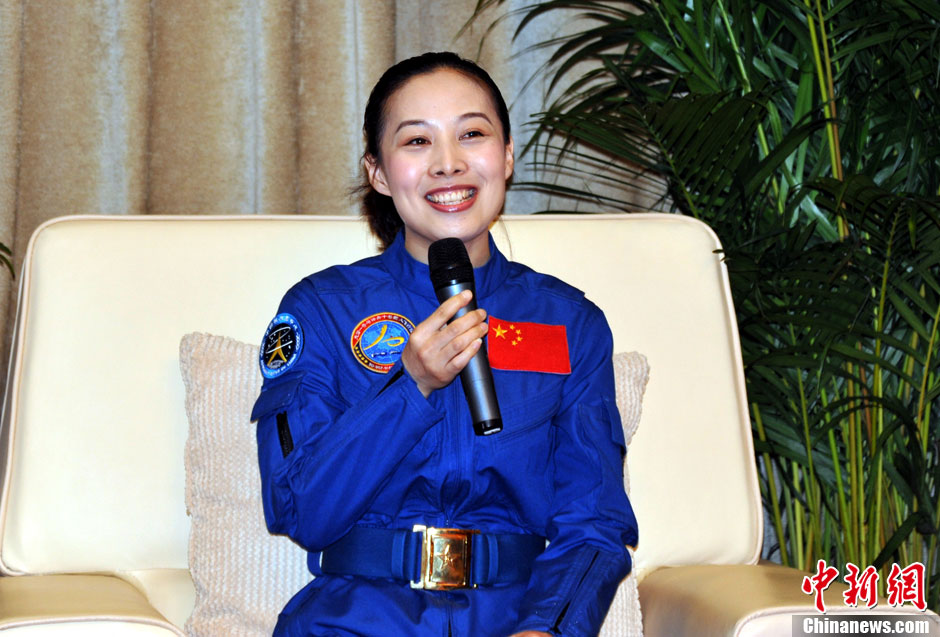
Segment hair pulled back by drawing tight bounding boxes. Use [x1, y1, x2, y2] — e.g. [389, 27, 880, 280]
[360, 51, 511, 249]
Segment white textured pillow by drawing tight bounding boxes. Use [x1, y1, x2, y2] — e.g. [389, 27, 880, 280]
[179, 333, 649, 636]
[600, 351, 650, 637]
[180, 333, 310, 637]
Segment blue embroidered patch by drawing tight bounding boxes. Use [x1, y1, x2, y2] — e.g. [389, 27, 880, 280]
[350, 312, 415, 373]
[260, 313, 303, 379]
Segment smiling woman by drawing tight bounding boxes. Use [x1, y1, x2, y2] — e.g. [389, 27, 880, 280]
[252, 52, 637, 637]
[358, 53, 514, 255]
[364, 68, 514, 266]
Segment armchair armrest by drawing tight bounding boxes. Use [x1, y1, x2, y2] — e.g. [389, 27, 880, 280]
[638, 563, 939, 637]
[0, 574, 184, 635]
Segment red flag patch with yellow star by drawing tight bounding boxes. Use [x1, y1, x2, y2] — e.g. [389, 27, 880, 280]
[487, 318, 571, 374]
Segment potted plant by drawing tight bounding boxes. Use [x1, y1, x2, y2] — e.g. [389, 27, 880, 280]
[473, 0, 940, 610]
[0, 243, 10, 277]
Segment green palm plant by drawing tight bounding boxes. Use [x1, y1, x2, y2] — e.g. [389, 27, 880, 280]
[473, 0, 940, 610]
[0, 242, 11, 277]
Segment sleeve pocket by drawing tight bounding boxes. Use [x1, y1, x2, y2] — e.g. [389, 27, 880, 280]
[250, 373, 304, 421]
[579, 401, 630, 522]
[604, 396, 626, 457]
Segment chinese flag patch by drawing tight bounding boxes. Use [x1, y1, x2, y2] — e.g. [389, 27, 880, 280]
[487, 317, 571, 374]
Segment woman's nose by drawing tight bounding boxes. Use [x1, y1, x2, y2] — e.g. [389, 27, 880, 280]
[430, 141, 467, 176]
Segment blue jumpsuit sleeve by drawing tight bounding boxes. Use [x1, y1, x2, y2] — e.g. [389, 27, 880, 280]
[513, 305, 638, 637]
[251, 281, 444, 550]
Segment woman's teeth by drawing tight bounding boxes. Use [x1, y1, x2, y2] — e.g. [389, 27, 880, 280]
[426, 188, 476, 205]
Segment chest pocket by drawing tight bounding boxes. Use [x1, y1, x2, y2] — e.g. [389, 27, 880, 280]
[474, 383, 561, 514]
[492, 385, 561, 445]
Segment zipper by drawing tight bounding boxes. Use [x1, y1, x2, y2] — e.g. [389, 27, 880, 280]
[552, 550, 600, 633]
[457, 372, 472, 495]
[376, 366, 403, 396]
[440, 382, 460, 523]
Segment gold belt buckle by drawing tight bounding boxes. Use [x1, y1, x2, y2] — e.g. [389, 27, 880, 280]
[411, 525, 477, 590]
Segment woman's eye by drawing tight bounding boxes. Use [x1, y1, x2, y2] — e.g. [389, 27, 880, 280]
[405, 137, 429, 146]
[462, 130, 484, 139]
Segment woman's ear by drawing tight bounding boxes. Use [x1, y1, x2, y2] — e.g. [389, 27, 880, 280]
[364, 155, 391, 196]
[504, 136, 515, 180]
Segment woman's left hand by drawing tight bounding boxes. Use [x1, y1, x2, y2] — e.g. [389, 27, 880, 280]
[509, 632, 553, 637]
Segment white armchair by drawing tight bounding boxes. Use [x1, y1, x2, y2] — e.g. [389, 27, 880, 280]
[1, 214, 933, 635]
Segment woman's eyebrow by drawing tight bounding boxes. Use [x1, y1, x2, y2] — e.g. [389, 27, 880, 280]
[394, 119, 427, 133]
[460, 112, 493, 124]
[394, 112, 494, 134]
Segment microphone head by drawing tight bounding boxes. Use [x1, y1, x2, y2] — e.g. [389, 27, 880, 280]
[428, 238, 474, 289]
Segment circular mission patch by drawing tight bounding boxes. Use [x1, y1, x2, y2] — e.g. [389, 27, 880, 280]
[260, 313, 303, 379]
[350, 312, 415, 373]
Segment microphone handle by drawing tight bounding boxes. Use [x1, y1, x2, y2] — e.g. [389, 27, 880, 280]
[435, 282, 502, 436]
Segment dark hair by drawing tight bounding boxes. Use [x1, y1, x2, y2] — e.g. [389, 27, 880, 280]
[360, 51, 511, 249]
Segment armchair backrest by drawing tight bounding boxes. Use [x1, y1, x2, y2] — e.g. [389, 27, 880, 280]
[0, 214, 761, 581]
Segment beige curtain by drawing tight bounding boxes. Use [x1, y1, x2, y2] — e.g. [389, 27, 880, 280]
[0, 0, 632, 375]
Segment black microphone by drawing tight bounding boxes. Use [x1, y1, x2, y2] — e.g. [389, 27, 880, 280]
[428, 238, 502, 436]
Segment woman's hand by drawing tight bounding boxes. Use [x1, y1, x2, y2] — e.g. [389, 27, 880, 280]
[509, 632, 553, 637]
[401, 290, 488, 397]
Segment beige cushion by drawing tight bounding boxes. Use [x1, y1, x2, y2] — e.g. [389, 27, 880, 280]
[180, 333, 310, 636]
[601, 351, 649, 637]
[0, 574, 185, 636]
[179, 332, 648, 636]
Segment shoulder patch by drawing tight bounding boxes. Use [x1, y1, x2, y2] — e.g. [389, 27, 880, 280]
[350, 312, 415, 373]
[260, 313, 304, 379]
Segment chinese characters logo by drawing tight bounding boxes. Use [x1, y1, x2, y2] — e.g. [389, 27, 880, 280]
[801, 559, 927, 613]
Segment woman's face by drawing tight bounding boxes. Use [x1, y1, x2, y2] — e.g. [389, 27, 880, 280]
[366, 68, 514, 266]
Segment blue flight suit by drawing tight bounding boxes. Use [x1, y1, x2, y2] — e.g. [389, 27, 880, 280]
[252, 231, 638, 637]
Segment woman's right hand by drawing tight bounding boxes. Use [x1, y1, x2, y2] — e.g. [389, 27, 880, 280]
[401, 290, 489, 398]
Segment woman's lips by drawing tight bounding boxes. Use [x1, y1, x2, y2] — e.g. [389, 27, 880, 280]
[425, 187, 477, 212]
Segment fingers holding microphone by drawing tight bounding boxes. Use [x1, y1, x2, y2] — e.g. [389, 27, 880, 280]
[401, 290, 488, 398]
